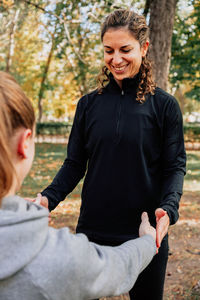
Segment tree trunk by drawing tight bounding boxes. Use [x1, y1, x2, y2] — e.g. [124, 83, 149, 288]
[6, 9, 20, 72]
[37, 30, 56, 122]
[148, 0, 178, 91]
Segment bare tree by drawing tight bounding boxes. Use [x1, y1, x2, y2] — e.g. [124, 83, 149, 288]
[148, 0, 178, 90]
[6, 9, 20, 72]
[37, 24, 57, 122]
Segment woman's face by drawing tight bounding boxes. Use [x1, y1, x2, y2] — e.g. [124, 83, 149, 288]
[103, 27, 149, 87]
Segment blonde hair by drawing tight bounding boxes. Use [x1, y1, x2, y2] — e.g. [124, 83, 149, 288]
[98, 9, 156, 103]
[0, 71, 35, 200]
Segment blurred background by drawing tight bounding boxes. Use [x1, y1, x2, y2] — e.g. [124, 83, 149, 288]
[1, 0, 200, 299]
[0, 0, 199, 122]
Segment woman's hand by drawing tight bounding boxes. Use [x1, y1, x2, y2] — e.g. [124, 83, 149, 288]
[25, 193, 49, 209]
[155, 208, 169, 249]
[25, 193, 50, 221]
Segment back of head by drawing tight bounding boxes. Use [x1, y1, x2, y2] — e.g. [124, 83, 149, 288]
[0, 72, 35, 200]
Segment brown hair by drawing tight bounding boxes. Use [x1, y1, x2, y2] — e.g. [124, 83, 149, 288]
[98, 9, 156, 103]
[0, 71, 35, 200]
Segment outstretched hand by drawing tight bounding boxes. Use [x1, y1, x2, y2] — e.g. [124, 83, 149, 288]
[25, 193, 49, 209]
[139, 212, 156, 242]
[25, 193, 50, 221]
[155, 208, 169, 249]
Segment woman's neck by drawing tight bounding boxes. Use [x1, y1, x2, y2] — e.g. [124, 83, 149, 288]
[114, 78, 122, 89]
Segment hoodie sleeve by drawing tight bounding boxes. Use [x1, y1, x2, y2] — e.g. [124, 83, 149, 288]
[159, 97, 186, 224]
[71, 234, 156, 299]
[28, 228, 156, 300]
[41, 96, 88, 211]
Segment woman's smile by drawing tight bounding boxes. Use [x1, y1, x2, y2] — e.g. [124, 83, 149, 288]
[111, 64, 129, 74]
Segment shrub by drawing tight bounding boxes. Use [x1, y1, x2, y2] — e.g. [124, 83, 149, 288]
[184, 123, 200, 142]
[36, 122, 72, 136]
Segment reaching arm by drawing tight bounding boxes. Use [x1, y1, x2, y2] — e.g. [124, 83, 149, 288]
[41, 97, 88, 211]
[155, 96, 186, 247]
[33, 213, 156, 300]
[159, 97, 186, 224]
[74, 234, 156, 299]
[64, 213, 156, 299]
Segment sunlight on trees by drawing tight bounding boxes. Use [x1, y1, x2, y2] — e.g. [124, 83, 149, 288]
[0, 0, 199, 120]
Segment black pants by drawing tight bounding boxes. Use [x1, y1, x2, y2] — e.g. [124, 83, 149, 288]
[89, 235, 169, 300]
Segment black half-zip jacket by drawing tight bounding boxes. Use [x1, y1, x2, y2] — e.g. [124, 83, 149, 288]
[42, 75, 186, 242]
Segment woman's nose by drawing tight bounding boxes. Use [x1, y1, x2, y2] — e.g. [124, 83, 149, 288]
[112, 53, 123, 65]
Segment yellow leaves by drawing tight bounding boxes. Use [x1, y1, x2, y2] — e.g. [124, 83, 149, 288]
[1, 0, 14, 8]
[55, 199, 81, 215]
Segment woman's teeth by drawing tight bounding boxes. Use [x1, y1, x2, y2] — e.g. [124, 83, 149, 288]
[113, 65, 128, 71]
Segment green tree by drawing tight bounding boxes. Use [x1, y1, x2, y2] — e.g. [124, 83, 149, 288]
[170, 0, 200, 101]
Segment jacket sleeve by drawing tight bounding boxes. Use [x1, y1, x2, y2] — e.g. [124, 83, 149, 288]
[159, 97, 186, 224]
[41, 96, 88, 211]
[31, 229, 156, 300]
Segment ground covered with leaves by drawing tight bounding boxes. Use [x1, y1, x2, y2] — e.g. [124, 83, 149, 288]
[20, 144, 200, 300]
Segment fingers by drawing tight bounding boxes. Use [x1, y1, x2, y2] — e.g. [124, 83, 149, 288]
[34, 193, 41, 204]
[24, 197, 36, 202]
[32, 194, 48, 209]
[156, 213, 170, 248]
[139, 212, 157, 244]
[41, 196, 49, 209]
[141, 211, 149, 222]
[156, 223, 165, 248]
[25, 194, 48, 210]
[155, 208, 166, 222]
[140, 210, 169, 253]
[156, 226, 162, 248]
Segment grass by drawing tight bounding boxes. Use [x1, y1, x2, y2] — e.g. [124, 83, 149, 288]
[20, 144, 200, 198]
[184, 151, 200, 191]
[19, 143, 83, 199]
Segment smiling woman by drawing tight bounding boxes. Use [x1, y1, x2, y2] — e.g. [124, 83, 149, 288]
[40, 8, 186, 300]
[103, 28, 148, 87]
[98, 9, 155, 103]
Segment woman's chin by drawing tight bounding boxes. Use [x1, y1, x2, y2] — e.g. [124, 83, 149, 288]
[112, 72, 128, 81]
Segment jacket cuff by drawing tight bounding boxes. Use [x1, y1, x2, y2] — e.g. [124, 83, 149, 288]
[160, 205, 179, 225]
[41, 192, 56, 212]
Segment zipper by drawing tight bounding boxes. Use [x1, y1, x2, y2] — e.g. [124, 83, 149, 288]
[116, 89, 124, 143]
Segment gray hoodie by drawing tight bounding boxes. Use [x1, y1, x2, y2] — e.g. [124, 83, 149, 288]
[0, 196, 156, 300]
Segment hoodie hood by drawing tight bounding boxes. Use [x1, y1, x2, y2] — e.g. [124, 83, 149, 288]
[0, 195, 49, 280]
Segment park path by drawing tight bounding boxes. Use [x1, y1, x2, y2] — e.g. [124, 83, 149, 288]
[35, 135, 200, 151]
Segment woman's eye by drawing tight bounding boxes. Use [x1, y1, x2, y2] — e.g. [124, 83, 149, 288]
[105, 49, 131, 54]
[122, 49, 131, 53]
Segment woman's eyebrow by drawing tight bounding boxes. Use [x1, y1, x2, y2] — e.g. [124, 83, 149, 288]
[121, 44, 132, 48]
[104, 44, 132, 49]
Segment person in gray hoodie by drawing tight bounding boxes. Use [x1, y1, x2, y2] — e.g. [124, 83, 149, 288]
[0, 71, 157, 300]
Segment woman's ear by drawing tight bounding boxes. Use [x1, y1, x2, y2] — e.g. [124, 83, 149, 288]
[17, 129, 32, 159]
[141, 40, 149, 57]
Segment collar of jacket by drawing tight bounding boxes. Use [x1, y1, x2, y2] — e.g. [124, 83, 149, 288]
[106, 72, 140, 95]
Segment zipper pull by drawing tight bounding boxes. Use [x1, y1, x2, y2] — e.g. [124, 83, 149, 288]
[121, 90, 124, 95]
